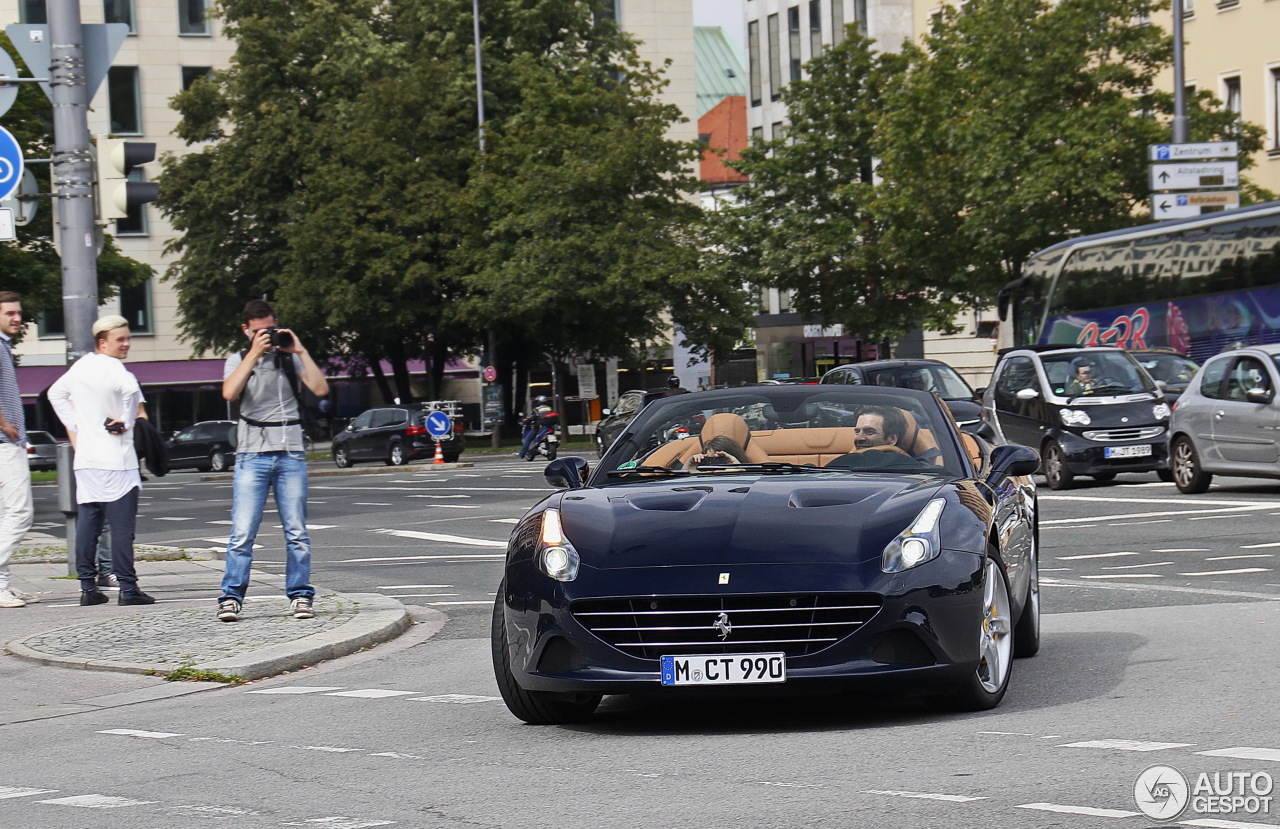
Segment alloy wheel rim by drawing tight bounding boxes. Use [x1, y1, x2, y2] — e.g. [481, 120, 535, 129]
[978, 558, 1012, 694]
[1174, 442, 1193, 486]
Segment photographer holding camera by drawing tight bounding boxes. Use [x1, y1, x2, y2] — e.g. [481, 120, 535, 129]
[48, 315, 155, 606]
[216, 300, 329, 623]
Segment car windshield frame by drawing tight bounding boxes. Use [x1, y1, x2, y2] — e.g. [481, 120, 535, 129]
[592, 386, 967, 486]
[1041, 350, 1159, 399]
[1135, 352, 1199, 386]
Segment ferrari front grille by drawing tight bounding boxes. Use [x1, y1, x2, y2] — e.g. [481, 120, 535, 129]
[571, 593, 882, 659]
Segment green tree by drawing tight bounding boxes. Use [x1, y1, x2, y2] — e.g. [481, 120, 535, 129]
[874, 0, 1266, 298]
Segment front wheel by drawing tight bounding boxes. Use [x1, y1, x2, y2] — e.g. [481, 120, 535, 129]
[1171, 436, 1212, 494]
[929, 555, 1014, 712]
[209, 450, 229, 473]
[386, 441, 406, 466]
[546, 444, 557, 461]
[491, 588, 601, 724]
[1042, 441, 1074, 490]
[1013, 536, 1040, 658]
[333, 445, 353, 468]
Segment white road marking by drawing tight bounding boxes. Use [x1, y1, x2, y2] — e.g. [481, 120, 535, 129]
[246, 686, 346, 695]
[312, 485, 545, 492]
[862, 790, 985, 802]
[977, 731, 1036, 736]
[406, 505, 480, 509]
[206, 520, 233, 524]
[98, 728, 183, 738]
[1154, 548, 1211, 553]
[1016, 803, 1140, 818]
[1043, 495, 1271, 506]
[173, 804, 260, 815]
[1058, 739, 1192, 751]
[1043, 505, 1274, 526]
[1189, 515, 1242, 521]
[1080, 573, 1163, 579]
[1241, 541, 1280, 549]
[370, 529, 507, 547]
[406, 494, 471, 499]
[1101, 561, 1174, 570]
[426, 600, 493, 606]
[490, 518, 520, 524]
[273, 524, 337, 530]
[339, 554, 504, 564]
[153, 516, 196, 521]
[1197, 747, 1280, 762]
[1040, 568, 1073, 572]
[1207, 554, 1274, 561]
[1179, 568, 1271, 576]
[370, 752, 428, 760]
[354, 503, 392, 506]
[388, 593, 458, 598]
[322, 689, 418, 699]
[282, 818, 395, 828]
[1058, 552, 1139, 560]
[298, 746, 364, 753]
[1182, 819, 1280, 829]
[0, 787, 57, 799]
[38, 794, 160, 808]
[377, 584, 452, 589]
[1109, 519, 1173, 526]
[408, 694, 501, 704]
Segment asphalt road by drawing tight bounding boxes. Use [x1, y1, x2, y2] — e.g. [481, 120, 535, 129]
[8, 461, 1280, 828]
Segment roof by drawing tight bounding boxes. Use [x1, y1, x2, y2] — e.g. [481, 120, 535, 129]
[695, 27, 747, 118]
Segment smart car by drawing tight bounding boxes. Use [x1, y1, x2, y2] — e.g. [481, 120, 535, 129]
[492, 384, 1041, 724]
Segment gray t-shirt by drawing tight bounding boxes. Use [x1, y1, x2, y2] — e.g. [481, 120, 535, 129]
[224, 351, 307, 454]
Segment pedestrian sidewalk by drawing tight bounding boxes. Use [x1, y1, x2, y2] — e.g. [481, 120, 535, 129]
[1, 554, 413, 683]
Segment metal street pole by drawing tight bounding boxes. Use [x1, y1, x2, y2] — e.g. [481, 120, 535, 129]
[1171, 0, 1188, 143]
[473, 0, 502, 449]
[48, 0, 99, 364]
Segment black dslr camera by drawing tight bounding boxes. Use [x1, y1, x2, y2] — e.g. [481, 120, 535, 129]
[263, 326, 294, 349]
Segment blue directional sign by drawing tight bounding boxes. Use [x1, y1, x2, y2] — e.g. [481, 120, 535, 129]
[0, 126, 23, 203]
[425, 410, 452, 439]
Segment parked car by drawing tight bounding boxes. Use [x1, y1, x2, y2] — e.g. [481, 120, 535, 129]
[981, 345, 1170, 489]
[593, 389, 664, 457]
[165, 420, 238, 472]
[25, 430, 59, 471]
[1168, 343, 1280, 493]
[332, 405, 465, 467]
[821, 359, 983, 429]
[492, 384, 1042, 724]
[1129, 348, 1200, 404]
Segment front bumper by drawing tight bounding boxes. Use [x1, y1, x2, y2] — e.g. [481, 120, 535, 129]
[1056, 430, 1169, 474]
[498, 552, 986, 696]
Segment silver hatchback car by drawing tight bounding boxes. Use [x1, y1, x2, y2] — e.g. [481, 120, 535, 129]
[1168, 344, 1280, 493]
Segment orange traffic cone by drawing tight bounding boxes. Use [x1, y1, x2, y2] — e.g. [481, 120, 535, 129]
[433, 440, 445, 464]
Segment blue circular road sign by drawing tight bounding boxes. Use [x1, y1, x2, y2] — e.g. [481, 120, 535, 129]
[425, 410, 452, 438]
[0, 126, 23, 203]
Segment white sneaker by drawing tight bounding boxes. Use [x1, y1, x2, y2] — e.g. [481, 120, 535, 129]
[291, 597, 315, 619]
[0, 588, 26, 608]
[8, 587, 40, 604]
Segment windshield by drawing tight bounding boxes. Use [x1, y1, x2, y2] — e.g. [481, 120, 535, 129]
[864, 365, 975, 399]
[1042, 350, 1158, 398]
[1135, 353, 1199, 387]
[596, 387, 964, 482]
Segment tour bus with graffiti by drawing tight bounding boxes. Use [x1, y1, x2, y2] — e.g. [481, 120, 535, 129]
[999, 201, 1280, 363]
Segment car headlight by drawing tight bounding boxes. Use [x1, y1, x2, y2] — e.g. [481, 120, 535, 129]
[881, 498, 946, 573]
[1152, 402, 1170, 420]
[1060, 408, 1091, 426]
[537, 508, 580, 581]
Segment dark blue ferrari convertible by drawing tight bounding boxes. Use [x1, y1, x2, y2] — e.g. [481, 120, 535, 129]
[492, 385, 1041, 724]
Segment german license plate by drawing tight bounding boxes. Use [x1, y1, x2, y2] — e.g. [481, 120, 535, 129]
[660, 653, 786, 686]
[1105, 444, 1152, 458]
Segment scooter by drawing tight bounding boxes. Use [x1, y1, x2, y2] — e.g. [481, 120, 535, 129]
[524, 422, 558, 461]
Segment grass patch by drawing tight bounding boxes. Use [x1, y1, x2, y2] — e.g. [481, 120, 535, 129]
[160, 665, 247, 684]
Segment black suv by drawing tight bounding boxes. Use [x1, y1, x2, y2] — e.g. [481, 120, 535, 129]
[594, 389, 664, 457]
[332, 406, 465, 467]
[166, 421, 238, 472]
[981, 346, 1170, 489]
[820, 359, 983, 429]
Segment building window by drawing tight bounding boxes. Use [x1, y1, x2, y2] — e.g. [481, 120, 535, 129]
[107, 66, 142, 134]
[748, 21, 762, 107]
[20, 0, 47, 23]
[104, 0, 136, 33]
[767, 13, 781, 101]
[772, 121, 786, 142]
[1223, 76, 1242, 116]
[1215, 0, 1238, 10]
[854, 0, 867, 35]
[1181, 0, 1194, 17]
[788, 7, 802, 82]
[751, 125, 765, 144]
[119, 280, 152, 333]
[809, 0, 823, 59]
[181, 66, 212, 90]
[831, 0, 845, 45]
[39, 308, 64, 338]
[114, 169, 150, 236]
[179, 0, 210, 34]
[1271, 68, 1280, 151]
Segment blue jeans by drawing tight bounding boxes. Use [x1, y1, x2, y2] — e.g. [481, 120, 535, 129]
[220, 452, 314, 603]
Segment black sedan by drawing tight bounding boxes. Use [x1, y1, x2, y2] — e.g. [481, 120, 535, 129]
[820, 359, 984, 429]
[165, 420, 238, 472]
[492, 385, 1041, 724]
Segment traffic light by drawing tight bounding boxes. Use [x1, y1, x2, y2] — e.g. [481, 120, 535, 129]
[94, 135, 159, 221]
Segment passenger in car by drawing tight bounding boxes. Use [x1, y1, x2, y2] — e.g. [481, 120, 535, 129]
[686, 435, 750, 470]
[824, 406, 934, 471]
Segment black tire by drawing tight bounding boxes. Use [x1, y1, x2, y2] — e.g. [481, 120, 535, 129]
[1013, 532, 1040, 659]
[1157, 468, 1175, 483]
[209, 450, 229, 473]
[546, 446, 558, 461]
[333, 445, 353, 468]
[443, 453, 461, 464]
[386, 441, 407, 466]
[1042, 441, 1074, 490]
[490, 588, 601, 725]
[928, 554, 1014, 712]
[1091, 472, 1116, 482]
[1171, 435, 1212, 494]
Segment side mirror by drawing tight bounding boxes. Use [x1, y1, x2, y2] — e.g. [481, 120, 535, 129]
[973, 387, 986, 399]
[987, 444, 1041, 479]
[545, 456, 589, 489]
[1015, 388, 1039, 401]
[1155, 379, 1169, 391]
[1245, 387, 1275, 405]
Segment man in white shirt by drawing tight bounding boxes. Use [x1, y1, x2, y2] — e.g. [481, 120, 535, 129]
[0, 292, 38, 608]
[49, 315, 154, 606]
